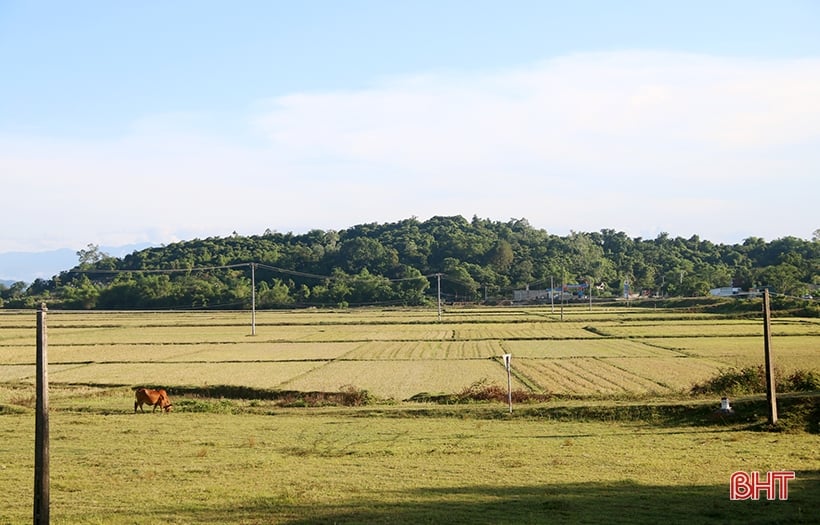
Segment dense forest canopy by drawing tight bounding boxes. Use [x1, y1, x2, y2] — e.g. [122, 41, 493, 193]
[1, 216, 818, 310]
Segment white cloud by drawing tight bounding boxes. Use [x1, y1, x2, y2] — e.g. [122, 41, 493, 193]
[255, 52, 820, 199]
[2, 51, 819, 253]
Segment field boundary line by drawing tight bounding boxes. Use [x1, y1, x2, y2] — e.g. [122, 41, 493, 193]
[551, 359, 629, 394]
[595, 357, 673, 392]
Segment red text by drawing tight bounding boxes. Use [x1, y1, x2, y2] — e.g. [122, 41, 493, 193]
[730, 471, 795, 501]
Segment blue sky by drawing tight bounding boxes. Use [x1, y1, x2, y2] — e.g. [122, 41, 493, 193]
[1, 0, 819, 261]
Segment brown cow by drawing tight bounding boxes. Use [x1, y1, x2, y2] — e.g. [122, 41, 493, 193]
[134, 388, 173, 413]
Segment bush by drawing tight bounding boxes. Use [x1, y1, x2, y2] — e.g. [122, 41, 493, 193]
[783, 369, 820, 391]
[690, 366, 765, 396]
[337, 384, 371, 406]
[406, 379, 550, 404]
[691, 366, 820, 396]
[457, 379, 509, 402]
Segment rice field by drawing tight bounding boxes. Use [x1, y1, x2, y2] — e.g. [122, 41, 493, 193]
[1, 305, 818, 400]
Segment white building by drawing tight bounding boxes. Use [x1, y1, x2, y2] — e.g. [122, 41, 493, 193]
[513, 289, 561, 302]
[709, 287, 741, 297]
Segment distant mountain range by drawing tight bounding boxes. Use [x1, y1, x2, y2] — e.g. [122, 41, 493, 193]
[0, 244, 152, 284]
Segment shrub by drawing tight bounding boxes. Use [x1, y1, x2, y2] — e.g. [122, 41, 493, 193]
[337, 384, 371, 406]
[690, 366, 766, 396]
[691, 366, 820, 396]
[440, 379, 550, 404]
[783, 369, 820, 392]
[457, 379, 508, 402]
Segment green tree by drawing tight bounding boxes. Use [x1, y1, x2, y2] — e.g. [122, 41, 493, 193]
[76, 243, 112, 268]
[61, 275, 99, 309]
[337, 238, 399, 275]
[324, 269, 353, 306]
[347, 269, 393, 305]
[756, 263, 803, 296]
[486, 239, 514, 272]
[257, 279, 293, 307]
[391, 265, 430, 305]
[442, 258, 479, 300]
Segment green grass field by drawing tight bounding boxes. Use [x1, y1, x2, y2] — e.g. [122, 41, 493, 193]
[1, 394, 819, 524]
[1, 305, 819, 523]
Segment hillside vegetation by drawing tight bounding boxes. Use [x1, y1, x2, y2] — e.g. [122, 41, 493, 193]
[1, 216, 818, 310]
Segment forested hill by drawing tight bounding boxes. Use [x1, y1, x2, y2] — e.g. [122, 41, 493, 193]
[2, 216, 818, 309]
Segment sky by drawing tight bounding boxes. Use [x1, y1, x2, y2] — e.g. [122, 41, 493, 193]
[2, 0, 819, 263]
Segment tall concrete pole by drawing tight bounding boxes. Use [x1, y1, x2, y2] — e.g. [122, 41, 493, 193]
[763, 290, 778, 425]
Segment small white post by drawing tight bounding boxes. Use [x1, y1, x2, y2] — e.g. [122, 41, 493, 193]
[503, 353, 512, 414]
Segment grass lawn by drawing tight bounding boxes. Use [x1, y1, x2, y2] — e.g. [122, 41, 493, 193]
[2, 391, 819, 524]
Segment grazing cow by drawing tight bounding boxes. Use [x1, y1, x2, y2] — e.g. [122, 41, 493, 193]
[134, 388, 173, 413]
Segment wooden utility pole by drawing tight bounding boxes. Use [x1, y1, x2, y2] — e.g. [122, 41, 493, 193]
[34, 303, 49, 525]
[762, 290, 778, 425]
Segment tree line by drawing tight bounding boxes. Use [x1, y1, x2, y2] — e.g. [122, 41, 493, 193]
[1, 216, 818, 310]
